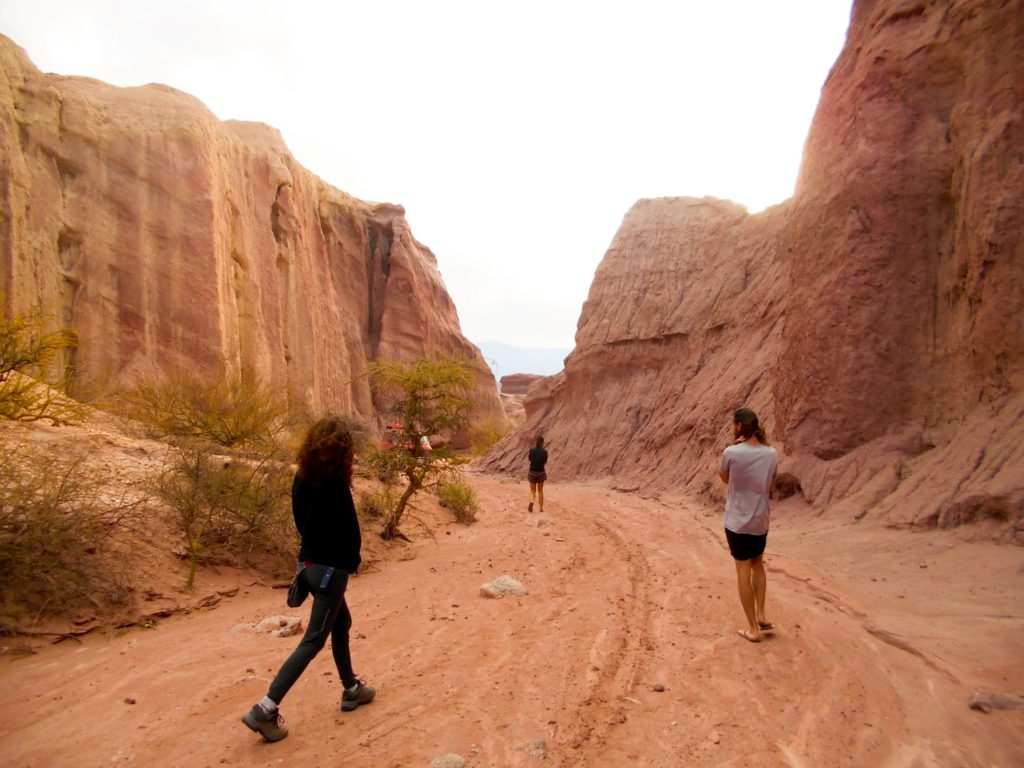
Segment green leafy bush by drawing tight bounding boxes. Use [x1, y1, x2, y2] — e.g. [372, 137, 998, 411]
[468, 418, 512, 455]
[435, 479, 479, 524]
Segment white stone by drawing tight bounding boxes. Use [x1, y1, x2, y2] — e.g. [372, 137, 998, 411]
[430, 754, 467, 768]
[479, 575, 527, 598]
[230, 615, 303, 637]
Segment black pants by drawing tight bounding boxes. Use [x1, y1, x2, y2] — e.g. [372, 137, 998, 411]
[268, 564, 356, 703]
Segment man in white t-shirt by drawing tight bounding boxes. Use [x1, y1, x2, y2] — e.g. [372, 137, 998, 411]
[719, 408, 778, 643]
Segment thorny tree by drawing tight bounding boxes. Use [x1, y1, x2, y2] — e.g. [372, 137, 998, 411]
[365, 358, 475, 539]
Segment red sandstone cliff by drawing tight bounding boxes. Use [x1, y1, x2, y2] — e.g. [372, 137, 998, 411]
[0, 36, 502, 428]
[483, 0, 1024, 540]
[484, 198, 788, 492]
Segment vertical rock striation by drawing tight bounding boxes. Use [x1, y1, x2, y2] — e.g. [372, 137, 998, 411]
[483, 0, 1024, 539]
[0, 36, 502, 427]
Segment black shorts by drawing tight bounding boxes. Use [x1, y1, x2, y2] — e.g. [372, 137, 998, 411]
[528, 470, 547, 484]
[725, 528, 767, 561]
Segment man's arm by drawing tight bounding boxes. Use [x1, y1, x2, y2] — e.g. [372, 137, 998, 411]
[719, 469, 729, 484]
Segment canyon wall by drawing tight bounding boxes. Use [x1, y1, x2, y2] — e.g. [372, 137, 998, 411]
[498, 374, 545, 425]
[0, 36, 502, 428]
[486, 198, 789, 495]
[484, 0, 1024, 540]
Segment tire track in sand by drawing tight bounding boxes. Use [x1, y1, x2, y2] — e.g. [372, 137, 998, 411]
[546, 488, 657, 766]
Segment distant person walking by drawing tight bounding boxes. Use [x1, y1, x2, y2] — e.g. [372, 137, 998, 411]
[242, 417, 375, 743]
[719, 408, 778, 643]
[527, 435, 548, 513]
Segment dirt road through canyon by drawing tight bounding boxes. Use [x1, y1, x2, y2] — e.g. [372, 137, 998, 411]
[3, 470, 1022, 767]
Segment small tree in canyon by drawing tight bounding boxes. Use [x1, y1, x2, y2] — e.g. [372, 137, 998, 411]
[364, 358, 475, 540]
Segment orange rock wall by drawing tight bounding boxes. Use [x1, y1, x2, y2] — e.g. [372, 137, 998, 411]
[0, 36, 502, 427]
[484, 0, 1024, 538]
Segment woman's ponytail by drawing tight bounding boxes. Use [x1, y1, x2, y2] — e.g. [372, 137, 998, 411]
[734, 408, 769, 445]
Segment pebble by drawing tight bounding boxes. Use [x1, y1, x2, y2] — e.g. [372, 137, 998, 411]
[653, 683, 666, 692]
[515, 740, 548, 758]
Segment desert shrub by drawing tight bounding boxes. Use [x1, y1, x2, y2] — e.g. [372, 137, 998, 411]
[0, 372, 87, 426]
[435, 479, 479, 524]
[0, 301, 81, 424]
[468, 418, 512, 455]
[0, 446, 142, 631]
[157, 441, 294, 589]
[355, 486, 395, 523]
[113, 371, 289, 452]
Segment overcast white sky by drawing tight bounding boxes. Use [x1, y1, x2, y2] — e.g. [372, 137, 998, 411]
[1, 1, 852, 349]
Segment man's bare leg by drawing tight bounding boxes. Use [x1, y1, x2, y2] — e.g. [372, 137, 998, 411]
[751, 555, 769, 627]
[734, 559, 761, 640]
[537, 482, 544, 512]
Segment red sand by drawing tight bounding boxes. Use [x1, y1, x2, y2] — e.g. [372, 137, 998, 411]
[2, 470, 1022, 767]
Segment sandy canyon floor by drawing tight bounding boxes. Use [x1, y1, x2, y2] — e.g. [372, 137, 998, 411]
[2, 469, 1023, 768]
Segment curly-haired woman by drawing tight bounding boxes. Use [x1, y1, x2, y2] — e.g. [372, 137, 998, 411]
[242, 417, 375, 742]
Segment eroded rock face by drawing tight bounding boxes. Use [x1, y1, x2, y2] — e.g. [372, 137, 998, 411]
[498, 373, 543, 424]
[776, 0, 1024, 461]
[0, 36, 502, 428]
[484, 198, 788, 497]
[499, 392, 526, 425]
[500, 374, 543, 396]
[484, 0, 1024, 538]
[776, 0, 1023, 535]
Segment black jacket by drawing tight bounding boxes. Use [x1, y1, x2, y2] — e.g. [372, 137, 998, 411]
[292, 473, 362, 573]
[528, 447, 548, 473]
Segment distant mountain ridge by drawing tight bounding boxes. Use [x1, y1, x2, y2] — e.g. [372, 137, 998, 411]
[475, 341, 571, 378]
